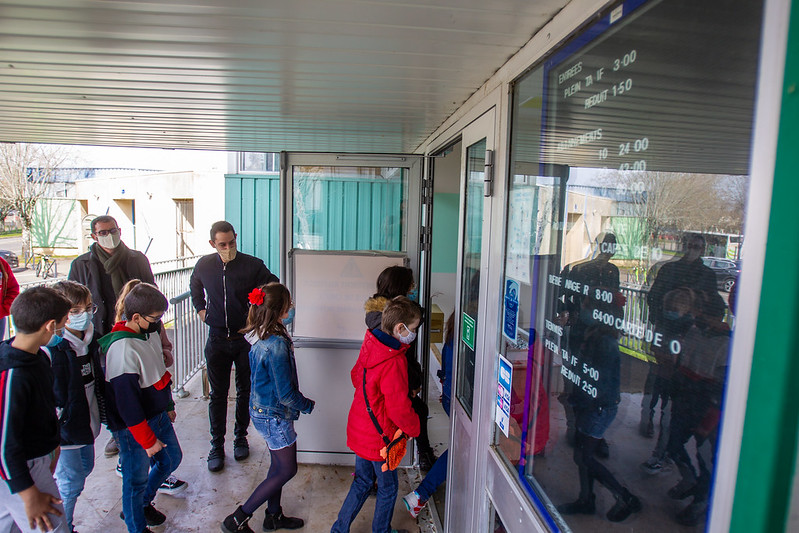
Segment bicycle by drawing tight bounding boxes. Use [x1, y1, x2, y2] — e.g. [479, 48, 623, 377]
[35, 254, 58, 279]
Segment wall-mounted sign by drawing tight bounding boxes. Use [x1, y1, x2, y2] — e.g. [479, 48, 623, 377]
[503, 278, 520, 343]
[496, 353, 512, 437]
[461, 312, 476, 351]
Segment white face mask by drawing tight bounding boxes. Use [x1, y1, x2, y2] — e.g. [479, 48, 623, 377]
[398, 324, 416, 344]
[97, 233, 121, 249]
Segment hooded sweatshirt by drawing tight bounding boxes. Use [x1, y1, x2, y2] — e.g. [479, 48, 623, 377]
[346, 328, 420, 461]
[0, 341, 60, 493]
[99, 322, 173, 449]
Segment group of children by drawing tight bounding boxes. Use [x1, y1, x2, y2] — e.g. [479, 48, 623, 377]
[0, 279, 181, 533]
[0, 267, 438, 533]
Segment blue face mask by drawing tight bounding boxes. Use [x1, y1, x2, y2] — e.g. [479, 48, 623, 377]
[408, 288, 419, 302]
[47, 328, 64, 347]
[67, 311, 93, 332]
[282, 307, 295, 325]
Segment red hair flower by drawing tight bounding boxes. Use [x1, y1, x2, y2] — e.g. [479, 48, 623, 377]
[248, 287, 265, 306]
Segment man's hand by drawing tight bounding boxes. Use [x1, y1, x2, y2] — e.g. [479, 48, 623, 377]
[198, 310, 206, 323]
[19, 486, 62, 532]
[145, 439, 166, 458]
[168, 410, 177, 423]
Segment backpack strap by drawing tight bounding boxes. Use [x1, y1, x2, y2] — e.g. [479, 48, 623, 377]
[363, 368, 391, 446]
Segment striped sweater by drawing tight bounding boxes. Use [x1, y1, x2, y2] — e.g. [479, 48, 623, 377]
[99, 323, 173, 450]
[0, 341, 60, 493]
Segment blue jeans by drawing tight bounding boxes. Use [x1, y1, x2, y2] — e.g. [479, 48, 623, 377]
[115, 411, 183, 533]
[331, 456, 398, 533]
[54, 445, 95, 531]
[417, 449, 448, 501]
[251, 413, 297, 450]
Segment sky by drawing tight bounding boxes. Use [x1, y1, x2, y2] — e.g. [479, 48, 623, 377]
[67, 145, 229, 173]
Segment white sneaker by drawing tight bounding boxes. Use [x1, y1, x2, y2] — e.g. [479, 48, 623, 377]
[402, 491, 427, 518]
[157, 475, 188, 496]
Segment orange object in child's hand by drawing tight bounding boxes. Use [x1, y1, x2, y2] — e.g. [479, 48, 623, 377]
[379, 429, 407, 472]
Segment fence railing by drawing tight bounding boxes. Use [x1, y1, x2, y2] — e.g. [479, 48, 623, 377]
[618, 284, 654, 360]
[150, 255, 202, 275]
[169, 290, 208, 397]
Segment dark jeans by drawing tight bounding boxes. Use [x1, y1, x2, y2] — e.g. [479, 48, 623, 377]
[115, 412, 182, 533]
[205, 335, 251, 447]
[331, 456, 398, 533]
[411, 395, 432, 454]
[417, 449, 448, 501]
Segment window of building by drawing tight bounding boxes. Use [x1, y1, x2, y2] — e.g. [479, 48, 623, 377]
[239, 152, 279, 172]
[495, 0, 762, 530]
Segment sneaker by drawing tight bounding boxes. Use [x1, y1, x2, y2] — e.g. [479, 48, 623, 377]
[221, 505, 254, 533]
[419, 449, 436, 472]
[143, 503, 166, 526]
[119, 504, 166, 527]
[115, 461, 123, 478]
[104, 436, 119, 457]
[556, 494, 596, 515]
[402, 491, 427, 518]
[158, 475, 188, 495]
[640, 459, 672, 475]
[208, 446, 225, 472]
[233, 437, 250, 462]
[606, 493, 642, 522]
[263, 509, 304, 531]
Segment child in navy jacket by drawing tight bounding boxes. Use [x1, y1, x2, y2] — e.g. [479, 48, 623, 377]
[99, 283, 182, 533]
[0, 287, 72, 532]
[48, 280, 105, 532]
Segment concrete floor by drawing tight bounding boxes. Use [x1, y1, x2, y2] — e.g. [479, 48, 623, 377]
[71, 371, 424, 533]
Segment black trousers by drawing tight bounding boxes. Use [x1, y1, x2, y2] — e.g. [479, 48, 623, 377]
[205, 335, 251, 447]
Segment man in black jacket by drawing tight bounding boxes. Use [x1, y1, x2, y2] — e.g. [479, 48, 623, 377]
[68, 216, 155, 337]
[190, 221, 278, 472]
[68, 215, 155, 460]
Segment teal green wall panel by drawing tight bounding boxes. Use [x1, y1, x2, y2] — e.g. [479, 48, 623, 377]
[225, 174, 281, 278]
[432, 193, 459, 273]
[731, 4, 799, 532]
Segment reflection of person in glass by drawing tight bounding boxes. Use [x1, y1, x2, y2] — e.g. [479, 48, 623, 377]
[642, 233, 716, 439]
[665, 290, 730, 526]
[557, 289, 642, 523]
[557, 232, 619, 452]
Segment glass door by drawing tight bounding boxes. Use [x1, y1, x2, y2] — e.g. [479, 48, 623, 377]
[281, 153, 424, 464]
[446, 109, 496, 532]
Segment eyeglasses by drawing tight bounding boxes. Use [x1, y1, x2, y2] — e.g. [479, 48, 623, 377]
[69, 304, 97, 316]
[143, 314, 164, 323]
[95, 227, 120, 237]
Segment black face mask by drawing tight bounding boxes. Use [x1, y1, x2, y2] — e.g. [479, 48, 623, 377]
[141, 318, 162, 335]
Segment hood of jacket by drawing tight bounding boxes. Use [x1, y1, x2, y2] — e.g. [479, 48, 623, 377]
[358, 329, 405, 370]
[364, 296, 390, 329]
[0, 340, 44, 372]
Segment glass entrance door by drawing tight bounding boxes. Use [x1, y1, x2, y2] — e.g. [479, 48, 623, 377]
[446, 109, 496, 532]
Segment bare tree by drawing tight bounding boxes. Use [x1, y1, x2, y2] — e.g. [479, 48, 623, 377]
[0, 143, 71, 259]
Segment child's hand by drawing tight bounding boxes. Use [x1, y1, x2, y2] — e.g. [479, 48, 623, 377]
[168, 410, 177, 423]
[145, 439, 166, 457]
[19, 486, 62, 531]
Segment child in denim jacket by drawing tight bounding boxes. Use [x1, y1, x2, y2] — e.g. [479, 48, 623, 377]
[221, 283, 314, 533]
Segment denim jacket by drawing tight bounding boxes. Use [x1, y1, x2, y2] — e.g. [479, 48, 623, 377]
[249, 334, 313, 420]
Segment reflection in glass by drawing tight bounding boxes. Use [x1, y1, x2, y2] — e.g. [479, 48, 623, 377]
[493, 0, 761, 530]
[292, 166, 406, 251]
[455, 140, 486, 418]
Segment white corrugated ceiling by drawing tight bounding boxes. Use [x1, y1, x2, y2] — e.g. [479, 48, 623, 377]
[0, 0, 568, 153]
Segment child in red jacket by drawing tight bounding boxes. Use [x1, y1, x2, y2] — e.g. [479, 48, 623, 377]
[331, 296, 421, 533]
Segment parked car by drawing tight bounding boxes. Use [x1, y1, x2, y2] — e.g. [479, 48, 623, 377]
[702, 256, 740, 292]
[0, 250, 19, 268]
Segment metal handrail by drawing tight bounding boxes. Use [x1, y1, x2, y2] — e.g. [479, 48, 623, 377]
[169, 290, 208, 397]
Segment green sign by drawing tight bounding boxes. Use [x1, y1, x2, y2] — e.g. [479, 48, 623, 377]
[461, 312, 476, 350]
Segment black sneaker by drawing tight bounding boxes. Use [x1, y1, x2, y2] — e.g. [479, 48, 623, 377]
[234, 437, 250, 461]
[208, 446, 225, 472]
[263, 510, 304, 531]
[606, 493, 642, 522]
[143, 503, 166, 526]
[158, 475, 188, 495]
[119, 504, 166, 527]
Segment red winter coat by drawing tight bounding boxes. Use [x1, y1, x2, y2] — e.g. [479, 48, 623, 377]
[0, 257, 19, 319]
[346, 330, 420, 461]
